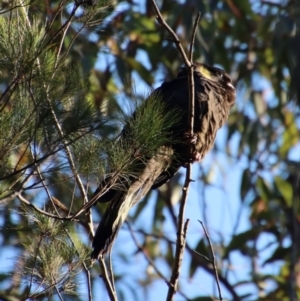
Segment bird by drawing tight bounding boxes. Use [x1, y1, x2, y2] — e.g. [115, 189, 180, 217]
[91, 62, 236, 259]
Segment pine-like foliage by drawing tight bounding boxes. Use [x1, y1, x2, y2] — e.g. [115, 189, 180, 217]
[0, 1, 179, 299]
[19, 207, 89, 299]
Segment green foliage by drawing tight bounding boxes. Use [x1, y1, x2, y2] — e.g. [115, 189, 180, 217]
[121, 92, 180, 158]
[0, 17, 44, 74]
[19, 208, 89, 299]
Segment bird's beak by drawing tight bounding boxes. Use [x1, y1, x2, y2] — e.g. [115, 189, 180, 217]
[227, 82, 235, 91]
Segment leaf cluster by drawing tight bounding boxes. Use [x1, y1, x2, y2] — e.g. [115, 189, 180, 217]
[17, 207, 89, 299]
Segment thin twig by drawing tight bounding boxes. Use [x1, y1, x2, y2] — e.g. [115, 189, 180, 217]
[127, 222, 190, 300]
[193, 250, 211, 262]
[18, 191, 97, 250]
[138, 220, 241, 300]
[17, 193, 88, 228]
[54, 17, 72, 69]
[99, 258, 117, 301]
[199, 220, 223, 301]
[57, 22, 88, 66]
[17, 193, 74, 220]
[188, 12, 201, 61]
[31, 147, 61, 218]
[0, 171, 33, 203]
[25, 235, 44, 298]
[166, 215, 190, 301]
[187, 12, 201, 135]
[108, 252, 116, 293]
[150, 0, 190, 67]
[44, 2, 80, 48]
[127, 222, 167, 280]
[54, 284, 64, 301]
[0, 0, 34, 15]
[64, 228, 93, 301]
[85, 267, 93, 301]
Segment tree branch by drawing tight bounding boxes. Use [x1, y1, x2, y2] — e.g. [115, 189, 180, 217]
[99, 258, 117, 301]
[166, 218, 189, 301]
[198, 221, 223, 301]
[164, 197, 241, 300]
[188, 12, 201, 62]
[150, 0, 191, 68]
[150, 2, 202, 300]
[126, 222, 189, 300]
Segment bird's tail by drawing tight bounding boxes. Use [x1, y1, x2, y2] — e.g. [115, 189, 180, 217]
[91, 189, 139, 259]
[91, 146, 174, 259]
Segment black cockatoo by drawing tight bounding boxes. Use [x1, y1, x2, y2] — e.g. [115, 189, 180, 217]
[91, 63, 236, 259]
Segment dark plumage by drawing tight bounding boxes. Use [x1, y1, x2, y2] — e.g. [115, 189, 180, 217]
[91, 63, 236, 259]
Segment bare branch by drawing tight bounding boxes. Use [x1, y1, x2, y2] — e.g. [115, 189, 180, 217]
[99, 258, 118, 301]
[149, 2, 201, 300]
[17, 193, 71, 220]
[199, 220, 223, 301]
[150, 0, 190, 68]
[187, 12, 200, 135]
[188, 12, 201, 61]
[166, 216, 190, 301]
[108, 252, 116, 294]
[127, 222, 190, 300]
[138, 226, 241, 301]
[193, 250, 211, 263]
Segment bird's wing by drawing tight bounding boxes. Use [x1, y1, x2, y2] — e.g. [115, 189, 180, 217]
[150, 74, 207, 188]
[91, 146, 173, 259]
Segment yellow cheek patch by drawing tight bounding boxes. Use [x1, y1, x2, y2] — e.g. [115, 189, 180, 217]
[196, 65, 213, 80]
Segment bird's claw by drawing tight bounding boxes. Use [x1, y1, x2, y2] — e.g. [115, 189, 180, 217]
[192, 151, 202, 162]
[184, 132, 198, 145]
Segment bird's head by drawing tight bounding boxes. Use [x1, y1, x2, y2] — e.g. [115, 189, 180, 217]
[178, 63, 236, 106]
